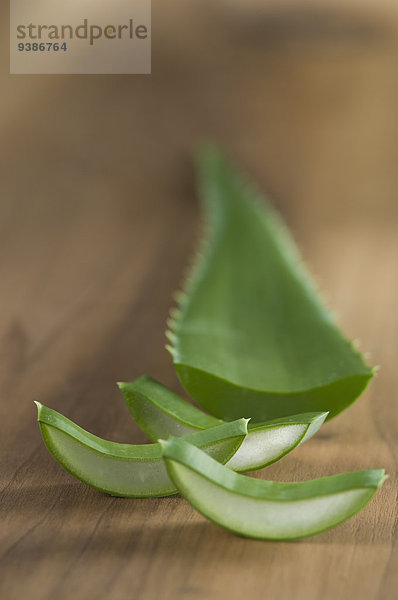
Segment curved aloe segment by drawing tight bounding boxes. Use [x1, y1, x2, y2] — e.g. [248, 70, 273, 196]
[119, 376, 222, 439]
[161, 438, 387, 540]
[119, 376, 328, 472]
[226, 411, 328, 472]
[35, 402, 248, 498]
[167, 146, 373, 422]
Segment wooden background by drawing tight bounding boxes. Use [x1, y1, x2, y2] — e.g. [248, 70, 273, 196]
[1, 2, 397, 598]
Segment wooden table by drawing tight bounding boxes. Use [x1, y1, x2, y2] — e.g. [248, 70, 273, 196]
[1, 2, 397, 598]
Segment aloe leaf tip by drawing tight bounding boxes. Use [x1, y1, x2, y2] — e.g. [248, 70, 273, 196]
[34, 400, 43, 419]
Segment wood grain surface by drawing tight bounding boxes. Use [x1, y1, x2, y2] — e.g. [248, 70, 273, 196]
[1, 2, 397, 599]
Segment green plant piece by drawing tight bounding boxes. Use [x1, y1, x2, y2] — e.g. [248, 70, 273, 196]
[119, 376, 221, 439]
[119, 376, 328, 472]
[167, 146, 373, 422]
[226, 412, 327, 472]
[35, 402, 248, 497]
[161, 437, 386, 540]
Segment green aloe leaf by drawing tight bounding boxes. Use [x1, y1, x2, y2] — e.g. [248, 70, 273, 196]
[167, 146, 373, 422]
[161, 437, 386, 540]
[119, 376, 328, 472]
[35, 402, 247, 497]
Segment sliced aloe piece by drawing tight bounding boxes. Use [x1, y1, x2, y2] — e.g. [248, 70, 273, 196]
[119, 376, 222, 440]
[167, 146, 373, 422]
[119, 376, 328, 472]
[35, 402, 248, 497]
[225, 411, 328, 472]
[161, 437, 386, 540]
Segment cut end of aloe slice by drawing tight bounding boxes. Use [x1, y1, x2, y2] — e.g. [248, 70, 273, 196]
[227, 412, 328, 472]
[162, 437, 386, 541]
[174, 367, 372, 424]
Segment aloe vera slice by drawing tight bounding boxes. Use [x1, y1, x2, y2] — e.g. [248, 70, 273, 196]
[119, 376, 328, 472]
[167, 147, 373, 422]
[161, 438, 386, 540]
[225, 411, 327, 472]
[119, 376, 222, 439]
[35, 402, 248, 497]
[119, 376, 221, 439]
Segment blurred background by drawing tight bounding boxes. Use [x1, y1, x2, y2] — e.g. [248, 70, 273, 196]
[1, 1, 397, 598]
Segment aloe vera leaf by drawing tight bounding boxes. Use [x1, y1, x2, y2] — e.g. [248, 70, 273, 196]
[35, 402, 247, 498]
[167, 146, 373, 422]
[161, 437, 387, 540]
[119, 376, 328, 472]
